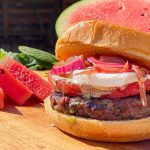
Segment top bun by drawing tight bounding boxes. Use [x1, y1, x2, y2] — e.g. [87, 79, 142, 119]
[55, 20, 150, 68]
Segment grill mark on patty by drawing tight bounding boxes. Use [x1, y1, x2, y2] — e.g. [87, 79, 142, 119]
[50, 91, 150, 121]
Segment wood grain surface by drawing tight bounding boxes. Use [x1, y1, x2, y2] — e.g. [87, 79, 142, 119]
[0, 71, 150, 150]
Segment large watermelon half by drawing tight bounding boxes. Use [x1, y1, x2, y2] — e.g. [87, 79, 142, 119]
[0, 56, 51, 102]
[56, 0, 150, 37]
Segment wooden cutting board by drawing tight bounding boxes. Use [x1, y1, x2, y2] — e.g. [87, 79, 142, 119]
[0, 71, 150, 150]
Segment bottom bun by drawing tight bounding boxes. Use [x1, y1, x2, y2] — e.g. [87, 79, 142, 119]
[44, 98, 150, 142]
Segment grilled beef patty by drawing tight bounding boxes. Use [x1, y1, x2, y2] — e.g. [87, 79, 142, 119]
[50, 91, 150, 120]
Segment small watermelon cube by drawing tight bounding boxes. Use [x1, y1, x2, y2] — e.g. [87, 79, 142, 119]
[0, 56, 51, 101]
[0, 67, 33, 105]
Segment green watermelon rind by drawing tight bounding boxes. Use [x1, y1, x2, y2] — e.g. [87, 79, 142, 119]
[56, 0, 93, 37]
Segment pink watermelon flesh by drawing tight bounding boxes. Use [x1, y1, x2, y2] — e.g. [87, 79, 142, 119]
[0, 56, 51, 101]
[69, 0, 150, 33]
[0, 67, 33, 105]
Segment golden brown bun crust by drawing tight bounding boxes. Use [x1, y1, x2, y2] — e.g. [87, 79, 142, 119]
[56, 20, 150, 68]
[45, 98, 150, 142]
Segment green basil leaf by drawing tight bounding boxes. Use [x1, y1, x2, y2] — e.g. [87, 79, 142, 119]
[18, 46, 57, 64]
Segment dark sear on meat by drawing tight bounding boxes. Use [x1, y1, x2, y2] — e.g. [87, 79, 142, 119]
[50, 91, 150, 120]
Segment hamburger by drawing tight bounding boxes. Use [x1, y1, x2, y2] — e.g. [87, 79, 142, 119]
[45, 20, 150, 142]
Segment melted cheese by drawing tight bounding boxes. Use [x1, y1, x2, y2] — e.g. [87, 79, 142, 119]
[53, 69, 150, 90]
[72, 70, 149, 88]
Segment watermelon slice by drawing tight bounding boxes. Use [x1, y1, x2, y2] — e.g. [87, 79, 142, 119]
[0, 67, 33, 105]
[0, 88, 4, 109]
[0, 56, 51, 101]
[56, 0, 150, 37]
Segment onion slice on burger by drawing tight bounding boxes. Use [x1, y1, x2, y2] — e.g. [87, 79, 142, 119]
[132, 65, 147, 107]
[75, 68, 99, 75]
[99, 55, 126, 64]
[87, 57, 131, 73]
[51, 55, 85, 75]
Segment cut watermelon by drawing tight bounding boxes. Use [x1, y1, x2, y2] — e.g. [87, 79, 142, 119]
[56, 0, 150, 37]
[0, 56, 51, 101]
[0, 88, 4, 109]
[0, 67, 33, 105]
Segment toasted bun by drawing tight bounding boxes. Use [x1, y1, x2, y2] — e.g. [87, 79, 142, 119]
[45, 98, 150, 142]
[55, 20, 150, 68]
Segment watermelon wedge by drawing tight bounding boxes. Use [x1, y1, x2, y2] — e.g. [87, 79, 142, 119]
[0, 88, 4, 109]
[56, 0, 150, 37]
[0, 56, 51, 101]
[0, 67, 33, 105]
